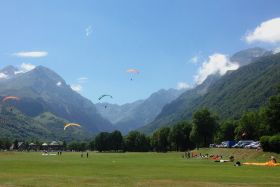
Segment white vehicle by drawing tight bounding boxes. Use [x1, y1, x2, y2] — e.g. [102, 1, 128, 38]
[232, 140, 254, 148]
[245, 141, 261, 149]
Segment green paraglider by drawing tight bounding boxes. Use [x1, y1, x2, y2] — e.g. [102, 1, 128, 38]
[98, 95, 113, 100]
[98, 95, 113, 109]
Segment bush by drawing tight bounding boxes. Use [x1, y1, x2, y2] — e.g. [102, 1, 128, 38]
[260, 136, 271, 151]
[269, 135, 280, 153]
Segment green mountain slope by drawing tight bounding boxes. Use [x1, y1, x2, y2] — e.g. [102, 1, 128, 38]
[140, 52, 280, 134]
[0, 107, 90, 141]
[0, 66, 113, 133]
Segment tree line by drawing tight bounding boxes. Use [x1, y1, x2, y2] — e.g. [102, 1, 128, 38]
[88, 86, 280, 153]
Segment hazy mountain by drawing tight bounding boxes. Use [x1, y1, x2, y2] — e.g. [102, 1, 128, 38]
[96, 88, 184, 134]
[0, 65, 114, 134]
[138, 75, 221, 134]
[230, 47, 268, 66]
[96, 100, 144, 124]
[140, 48, 276, 134]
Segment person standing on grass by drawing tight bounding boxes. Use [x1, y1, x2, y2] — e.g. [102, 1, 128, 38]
[81, 152, 83, 158]
[87, 152, 89, 158]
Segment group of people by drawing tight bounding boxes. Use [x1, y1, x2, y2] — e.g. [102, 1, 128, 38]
[81, 152, 89, 158]
[183, 151, 210, 159]
[182, 151, 236, 164]
[182, 150, 279, 167]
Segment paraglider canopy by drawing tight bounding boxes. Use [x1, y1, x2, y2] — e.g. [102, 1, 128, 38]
[98, 95, 113, 109]
[127, 68, 140, 81]
[64, 123, 81, 130]
[127, 68, 140, 74]
[1, 96, 20, 113]
[2, 96, 20, 103]
[98, 95, 113, 101]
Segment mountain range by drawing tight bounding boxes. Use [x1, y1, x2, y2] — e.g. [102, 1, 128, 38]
[139, 48, 280, 133]
[96, 88, 184, 134]
[0, 47, 279, 139]
[0, 65, 113, 140]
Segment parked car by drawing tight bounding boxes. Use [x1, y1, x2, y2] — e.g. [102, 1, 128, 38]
[245, 141, 261, 149]
[232, 140, 254, 148]
[209, 144, 216, 148]
[221, 141, 236, 148]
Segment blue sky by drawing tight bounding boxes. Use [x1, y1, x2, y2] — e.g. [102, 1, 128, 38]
[0, 0, 280, 104]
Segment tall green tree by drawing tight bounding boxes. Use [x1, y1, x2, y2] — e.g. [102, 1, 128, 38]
[89, 139, 95, 151]
[263, 89, 280, 134]
[235, 111, 261, 140]
[125, 131, 150, 152]
[110, 130, 124, 151]
[216, 120, 237, 142]
[169, 121, 193, 151]
[151, 127, 170, 152]
[94, 132, 111, 152]
[190, 108, 218, 147]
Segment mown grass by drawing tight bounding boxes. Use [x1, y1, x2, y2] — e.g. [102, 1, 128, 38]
[0, 149, 279, 187]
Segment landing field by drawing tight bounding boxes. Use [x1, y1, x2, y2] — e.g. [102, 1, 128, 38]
[0, 149, 279, 187]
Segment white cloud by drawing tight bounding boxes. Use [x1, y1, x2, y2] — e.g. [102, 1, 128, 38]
[176, 82, 192, 90]
[194, 53, 239, 85]
[15, 63, 36, 74]
[190, 56, 199, 64]
[0, 73, 8, 79]
[71, 84, 82, 92]
[273, 47, 280, 54]
[77, 77, 88, 83]
[245, 17, 280, 43]
[13, 51, 48, 58]
[56, 81, 62, 87]
[85, 26, 93, 36]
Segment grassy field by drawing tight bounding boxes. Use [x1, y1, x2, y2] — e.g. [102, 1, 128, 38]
[0, 149, 279, 187]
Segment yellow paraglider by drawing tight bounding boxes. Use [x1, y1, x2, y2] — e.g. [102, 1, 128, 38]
[64, 123, 81, 130]
[243, 156, 280, 167]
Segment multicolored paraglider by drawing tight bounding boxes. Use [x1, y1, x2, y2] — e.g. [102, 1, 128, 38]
[127, 68, 140, 74]
[2, 96, 20, 103]
[64, 123, 81, 130]
[127, 68, 140, 81]
[1, 96, 20, 112]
